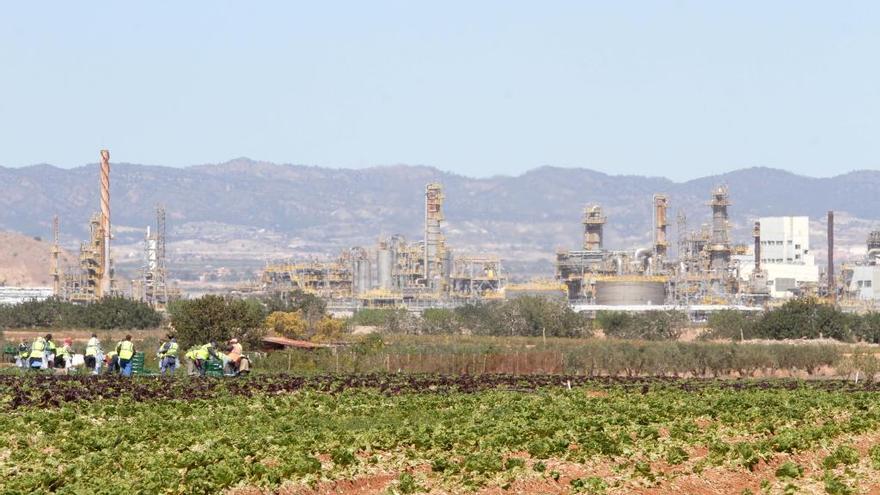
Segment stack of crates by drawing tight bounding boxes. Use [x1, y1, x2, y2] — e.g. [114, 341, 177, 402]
[131, 352, 156, 376]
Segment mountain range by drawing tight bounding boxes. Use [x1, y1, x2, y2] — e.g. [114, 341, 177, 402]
[1, 159, 878, 283]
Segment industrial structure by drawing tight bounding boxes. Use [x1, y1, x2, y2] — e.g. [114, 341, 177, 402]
[556, 185, 773, 307]
[260, 183, 505, 307]
[131, 205, 179, 309]
[48, 149, 176, 308]
[53, 150, 117, 302]
[29, 148, 876, 314]
[842, 230, 880, 302]
[556, 196, 674, 305]
[735, 216, 819, 298]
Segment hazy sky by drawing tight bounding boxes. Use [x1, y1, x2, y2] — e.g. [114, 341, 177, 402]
[1, 1, 878, 180]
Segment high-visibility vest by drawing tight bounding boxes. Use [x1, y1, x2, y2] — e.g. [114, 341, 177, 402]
[18, 343, 29, 358]
[185, 348, 197, 360]
[47, 340, 57, 354]
[195, 344, 211, 360]
[159, 341, 179, 357]
[85, 338, 100, 357]
[30, 338, 46, 359]
[57, 346, 70, 358]
[165, 342, 179, 358]
[117, 341, 135, 360]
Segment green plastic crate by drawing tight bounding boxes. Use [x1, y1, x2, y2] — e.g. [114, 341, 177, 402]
[131, 352, 157, 376]
[205, 359, 224, 377]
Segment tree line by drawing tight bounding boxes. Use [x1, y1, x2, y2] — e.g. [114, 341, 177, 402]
[348, 297, 591, 338]
[703, 298, 880, 343]
[0, 297, 161, 330]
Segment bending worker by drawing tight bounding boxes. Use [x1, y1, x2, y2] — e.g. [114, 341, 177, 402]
[116, 335, 136, 377]
[157, 334, 179, 375]
[227, 338, 243, 373]
[194, 341, 220, 377]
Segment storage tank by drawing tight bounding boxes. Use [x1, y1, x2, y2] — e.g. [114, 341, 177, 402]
[355, 259, 372, 295]
[377, 248, 393, 290]
[594, 279, 666, 305]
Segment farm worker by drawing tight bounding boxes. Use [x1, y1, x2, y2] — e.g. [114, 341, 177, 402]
[194, 342, 219, 377]
[29, 334, 49, 369]
[157, 335, 179, 375]
[84, 334, 101, 372]
[105, 351, 120, 374]
[184, 347, 199, 376]
[55, 338, 73, 370]
[116, 335, 136, 377]
[227, 338, 243, 373]
[17, 340, 29, 369]
[46, 336, 57, 369]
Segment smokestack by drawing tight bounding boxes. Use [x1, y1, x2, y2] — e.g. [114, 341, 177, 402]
[827, 210, 835, 301]
[653, 194, 668, 260]
[99, 149, 111, 297]
[51, 215, 61, 296]
[753, 221, 761, 272]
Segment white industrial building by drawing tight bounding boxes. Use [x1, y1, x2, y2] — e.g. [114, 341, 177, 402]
[759, 216, 819, 297]
[737, 216, 819, 298]
[844, 231, 880, 301]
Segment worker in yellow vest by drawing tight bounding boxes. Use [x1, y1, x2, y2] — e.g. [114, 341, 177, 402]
[46, 336, 57, 369]
[29, 334, 49, 369]
[194, 342, 219, 377]
[55, 338, 73, 371]
[116, 335, 136, 377]
[104, 350, 119, 374]
[184, 346, 198, 376]
[85, 333, 101, 373]
[17, 340, 29, 369]
[157, 335, 179, 375]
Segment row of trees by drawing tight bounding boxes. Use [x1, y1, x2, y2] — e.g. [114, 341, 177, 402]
[0, 297, 162, 330]
[705, 298, 880, 343]
[348, 297, 592, 338]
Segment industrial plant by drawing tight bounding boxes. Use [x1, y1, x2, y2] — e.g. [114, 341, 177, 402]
[555, 185, 858, 312]
[17, 148, 880, 315]
[49, 150, 178, 309]
[259, 183, 506, 308]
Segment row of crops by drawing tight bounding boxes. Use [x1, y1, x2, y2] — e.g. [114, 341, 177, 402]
[2, 374, 880, 493]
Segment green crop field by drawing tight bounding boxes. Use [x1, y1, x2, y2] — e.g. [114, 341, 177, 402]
[1, 374, 880, 494]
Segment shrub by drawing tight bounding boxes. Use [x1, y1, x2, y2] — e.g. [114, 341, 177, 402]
[169, 296, 266, 349]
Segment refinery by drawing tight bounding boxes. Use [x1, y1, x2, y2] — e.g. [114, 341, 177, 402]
[29, 149, 880, 316]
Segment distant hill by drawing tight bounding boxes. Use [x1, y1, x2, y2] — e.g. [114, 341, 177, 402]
[0, 159, 878, 280]
[0, 231, 74, 287]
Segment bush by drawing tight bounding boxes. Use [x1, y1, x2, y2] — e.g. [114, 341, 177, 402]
[598, 310, 687, 340]
[169, 296, 266, 349]
[265, 311, 307, 339]
[704, 310, 757, 341]
[754, 298, 852, 341]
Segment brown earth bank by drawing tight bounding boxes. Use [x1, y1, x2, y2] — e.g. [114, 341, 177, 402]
[0, 231, 75, 286]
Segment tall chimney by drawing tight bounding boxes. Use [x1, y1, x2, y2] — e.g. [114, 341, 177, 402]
[99, 149, 111, 297]
[827, 210, 835, 301]
[653, 194, 669, 261]
[753, 221, 761, 272]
